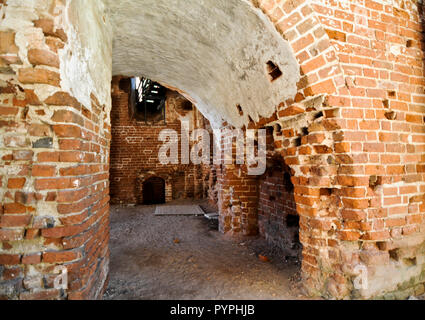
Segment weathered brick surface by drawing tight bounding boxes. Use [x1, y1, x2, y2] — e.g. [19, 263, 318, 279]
[2, 0, 425, 300]
[217, 162, 259, 236]
[109, 76, 213, 205]
[254, 0, 425, 299]
[258, 161, 300, 258]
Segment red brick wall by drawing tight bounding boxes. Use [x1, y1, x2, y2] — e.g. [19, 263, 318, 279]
[109, 76, 211, 205]
[0, 3, 110, 299]
[253, 0, 425, 299]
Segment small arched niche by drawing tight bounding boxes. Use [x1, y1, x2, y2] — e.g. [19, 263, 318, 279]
[142, 176, 166, 205]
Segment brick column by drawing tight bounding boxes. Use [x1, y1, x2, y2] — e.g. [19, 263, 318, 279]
[216, 124, 259, 236]
[0, 0, 112, 299]
[218, 164, 259, 236]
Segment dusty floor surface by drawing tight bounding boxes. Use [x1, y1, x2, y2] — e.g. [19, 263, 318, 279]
[103, 200, 305, 300]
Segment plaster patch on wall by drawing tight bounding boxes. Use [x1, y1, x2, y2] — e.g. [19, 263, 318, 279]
[1, 0, 112, 118]
[103, 0, 300, 128]
[59, 0, 112, 116]
[390, 45, 402, 56]
[0, 0, 49, 69]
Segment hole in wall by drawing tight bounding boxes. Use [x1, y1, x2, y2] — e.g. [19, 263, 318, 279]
[22, 107, 29, 120]
[236, 104, 243, 115]
[274, 123, 282, 135]
[301, 127, 309, 136]
[403, 257, 417, 267]
[320, 188, 333, 196]
[119, 78, 131, 93]
[327, 156, 336, 165]
[265, 126, 274, 134]
[406, 39, 413, 48]
[286, 214, 299, 228]
[382, 99, 389, 108]
[294, 137, 302, 147]
[389, 249, 398, 261]
[388, 91, 396, 98]
[283, 171, 294, 192]
[131, 78, 167, 123]
[377, 241, 387, 251]
[384, 110, 396, 120]
[369, 175, 382, 190]
[313, 111, 324, 120]
[182, 100, 193, 111]
[266, 60, 283, 82]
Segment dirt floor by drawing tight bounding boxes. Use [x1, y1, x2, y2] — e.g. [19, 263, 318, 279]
[103, 200, 305, 300]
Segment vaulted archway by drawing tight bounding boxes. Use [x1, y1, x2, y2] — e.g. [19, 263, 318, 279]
[104, 0, 300, 129]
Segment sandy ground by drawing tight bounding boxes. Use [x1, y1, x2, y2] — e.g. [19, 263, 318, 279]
[103, 200, 305, 300]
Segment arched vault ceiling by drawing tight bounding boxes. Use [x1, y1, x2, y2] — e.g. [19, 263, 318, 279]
[103, 0, 300, 128]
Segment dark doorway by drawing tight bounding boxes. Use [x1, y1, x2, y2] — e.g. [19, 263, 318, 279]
[143, 177, 165, 204]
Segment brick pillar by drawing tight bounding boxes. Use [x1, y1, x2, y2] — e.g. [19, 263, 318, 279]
[0, 0, 112, 299]
[218, 164, 259, 236]
[216, 125, 259, 236]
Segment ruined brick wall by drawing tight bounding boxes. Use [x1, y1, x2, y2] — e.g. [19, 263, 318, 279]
[109, 76, 212, 205]
[256, 124, 301, 257]
[251, 0, 425, 299]
[217, 164, 259, 235]
[258, 161, 300, 258]
[2, 0, 425, 301]
[213, 0, 425, 299]
[0, 0, 112, 299]
[215, 123, 260, 236]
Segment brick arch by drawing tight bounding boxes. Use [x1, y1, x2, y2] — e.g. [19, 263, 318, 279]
[246, 0, 351, 297]
[137, 171, 173, 204]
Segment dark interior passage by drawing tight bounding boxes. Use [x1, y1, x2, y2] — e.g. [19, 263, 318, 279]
[143, 177, 166, 204]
